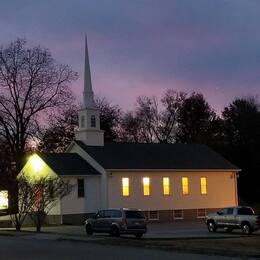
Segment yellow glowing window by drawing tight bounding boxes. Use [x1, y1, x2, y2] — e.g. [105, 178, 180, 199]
[163, 177, 170, 195]
[200, 177, 207, 195]
[122, 178, 129, 196]
[0, 190, 8, 209]
[182, 177, 189, 195]
[143, 177, 150, 196]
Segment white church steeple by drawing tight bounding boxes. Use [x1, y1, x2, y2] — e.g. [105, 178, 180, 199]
[83, 36, 96, 108]
[75, 36, 104, 146]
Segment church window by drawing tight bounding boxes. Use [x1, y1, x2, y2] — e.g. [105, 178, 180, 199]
[200, 177, 207, 195]
[77, 179, 85, 197]
[81, 116, 85, 128]
[163, 177, 170, 195]
[143, 177, 150, 196]
[182, 177, 189, 195]
[122, 177, 129, 196]
[91, 115, 96, 127]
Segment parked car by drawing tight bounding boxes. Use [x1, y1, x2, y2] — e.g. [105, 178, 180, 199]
[206, 206, 260, 234]
[85, 208, 147, 238]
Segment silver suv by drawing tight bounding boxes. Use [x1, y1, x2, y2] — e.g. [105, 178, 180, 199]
[85, 208, 147, 238]
[206, 206, 260, 234]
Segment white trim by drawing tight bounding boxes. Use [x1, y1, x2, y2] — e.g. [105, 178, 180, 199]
[65, 140, 76, 153]
[173, 209, 183, 220]
[76, 129, 105, 133]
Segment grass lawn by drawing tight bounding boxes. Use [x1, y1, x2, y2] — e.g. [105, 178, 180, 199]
[90, 235, 260, 258]
[143, 236, 260, 257]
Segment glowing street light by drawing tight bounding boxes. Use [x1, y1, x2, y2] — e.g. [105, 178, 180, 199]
[19, 153, 56, 183]
[29, 154, 44, 172]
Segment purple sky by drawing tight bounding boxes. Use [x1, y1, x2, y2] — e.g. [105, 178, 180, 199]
[0, 0, 260, 112]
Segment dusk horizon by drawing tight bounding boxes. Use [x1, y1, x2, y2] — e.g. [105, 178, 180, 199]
[1, 0, 260, 112]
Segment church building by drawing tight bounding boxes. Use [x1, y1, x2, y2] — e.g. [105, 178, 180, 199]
[20, 38, 240, 224]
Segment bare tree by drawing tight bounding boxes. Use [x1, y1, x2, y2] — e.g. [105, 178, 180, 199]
[9, 175, 72, 232]
[28, 176, 73, 232]
[120, 90, 187, 143]
[95, 97, 122, 142]
[9, 177, 36, 231]
[0, 38, 78, 173]
[38, 104, 79, 153]
[120, 96, 158, 143]
[157, 90, 187, 143]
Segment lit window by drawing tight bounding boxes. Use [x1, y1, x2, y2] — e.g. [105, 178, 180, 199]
[91, 115, 96, 127]
[163, 177, 170, 195]
[200, 177, 207, 195]
[0, 190, 8, 209]
[143, 177, 150, 196]
[182, 177, 189, 195]
[122, 177, 129, 196]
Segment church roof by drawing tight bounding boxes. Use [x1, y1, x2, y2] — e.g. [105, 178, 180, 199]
[75, 140, 239, 171]
[39, 153, 100, 176]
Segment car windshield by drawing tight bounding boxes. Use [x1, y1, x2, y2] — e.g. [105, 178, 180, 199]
[125, 211, 145, 219]
[237, 207, 255, 215]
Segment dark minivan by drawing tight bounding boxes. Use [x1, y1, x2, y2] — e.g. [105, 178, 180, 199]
[85, 208, 147, 238]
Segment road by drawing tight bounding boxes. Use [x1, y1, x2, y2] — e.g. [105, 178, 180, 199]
[0, 236, 238, 260]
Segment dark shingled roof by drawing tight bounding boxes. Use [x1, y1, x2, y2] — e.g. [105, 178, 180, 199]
[38, 153, 100, 176]
[75, 140, 239, 170]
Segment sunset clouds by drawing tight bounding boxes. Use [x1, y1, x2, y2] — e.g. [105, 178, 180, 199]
[0, 0, 259, 111]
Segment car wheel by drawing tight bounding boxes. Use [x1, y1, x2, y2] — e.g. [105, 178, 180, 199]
[207, 221, 217, 232]
[135, 233, 143, 239]
[110, 226, 120, 237]
[242, 223, 252, 235]
[85, 224, 93, 235]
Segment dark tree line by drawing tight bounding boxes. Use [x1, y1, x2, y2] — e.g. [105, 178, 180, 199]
[221, 98, 260, 203]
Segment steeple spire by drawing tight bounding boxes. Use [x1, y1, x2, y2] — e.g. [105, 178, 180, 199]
[75, 36, 104, 146]
[83, 35, 96, 108]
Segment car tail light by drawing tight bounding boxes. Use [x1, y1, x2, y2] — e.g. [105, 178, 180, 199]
[256, 216, 260, 225]
[121, 218, 128, 225]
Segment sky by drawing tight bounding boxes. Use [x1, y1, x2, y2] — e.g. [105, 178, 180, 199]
[0, 0, 260, 112]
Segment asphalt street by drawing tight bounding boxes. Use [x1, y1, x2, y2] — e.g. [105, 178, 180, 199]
[0, 236, 238, 260]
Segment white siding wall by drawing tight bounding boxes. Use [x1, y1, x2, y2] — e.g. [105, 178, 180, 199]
[108, 171, 237, 210]
[60, 176, 101, 215]
[85, 176, 101, 212]
[68, 143, 108, 209]
[48, 199, 61, 215]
